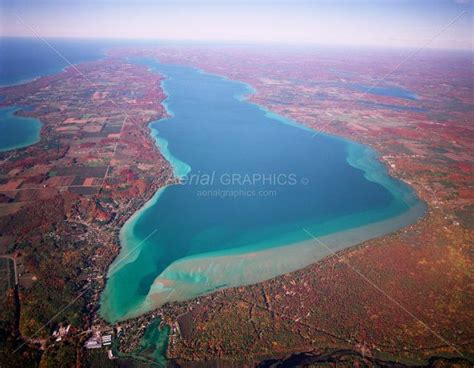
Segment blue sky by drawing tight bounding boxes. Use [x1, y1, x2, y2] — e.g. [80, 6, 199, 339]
[1, 0, 472, 49]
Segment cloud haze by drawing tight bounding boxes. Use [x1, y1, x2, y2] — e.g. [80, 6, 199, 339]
[1, 0, 472, 49]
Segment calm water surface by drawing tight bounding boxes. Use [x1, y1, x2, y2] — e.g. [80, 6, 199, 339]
[100, 59, 424, 322]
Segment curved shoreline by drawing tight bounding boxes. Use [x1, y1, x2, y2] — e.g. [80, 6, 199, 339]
[104, 75, 191, 278]
[100, 59, 426, 323]
[0, 106, 42, 152]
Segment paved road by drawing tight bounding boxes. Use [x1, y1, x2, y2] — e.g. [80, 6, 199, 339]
[0, 255, 18, 286]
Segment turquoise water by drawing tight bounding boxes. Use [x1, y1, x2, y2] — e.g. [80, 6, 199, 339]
[0, 106, 42, 152]
[128, 318, 169, 367]
[100, 59, 425, 323]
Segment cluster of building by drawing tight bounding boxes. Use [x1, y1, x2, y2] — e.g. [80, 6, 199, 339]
[84, 327, 113, 350]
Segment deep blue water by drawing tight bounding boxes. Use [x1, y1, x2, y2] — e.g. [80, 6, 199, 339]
[0, 37, 115, 86]
[100, 59, 423, 322]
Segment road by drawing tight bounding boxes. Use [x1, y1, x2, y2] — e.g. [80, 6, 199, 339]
[0, 255, 18, 286]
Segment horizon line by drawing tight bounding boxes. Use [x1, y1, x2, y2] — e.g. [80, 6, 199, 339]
[1, 35, 473, 53]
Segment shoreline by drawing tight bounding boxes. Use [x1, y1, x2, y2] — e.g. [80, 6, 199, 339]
[99, 68, 189, 321]
[0, 55, 180, 362]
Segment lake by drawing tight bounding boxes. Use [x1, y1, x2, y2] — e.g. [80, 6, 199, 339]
[100, 59, 425, 323]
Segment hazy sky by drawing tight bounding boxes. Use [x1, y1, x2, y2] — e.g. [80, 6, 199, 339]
[1, 0, 472, 49]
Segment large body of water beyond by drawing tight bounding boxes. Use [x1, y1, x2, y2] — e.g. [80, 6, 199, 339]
[0, 37, 113, 86]
[0, 38, 111, 151]
[100, 59, 426, 323]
